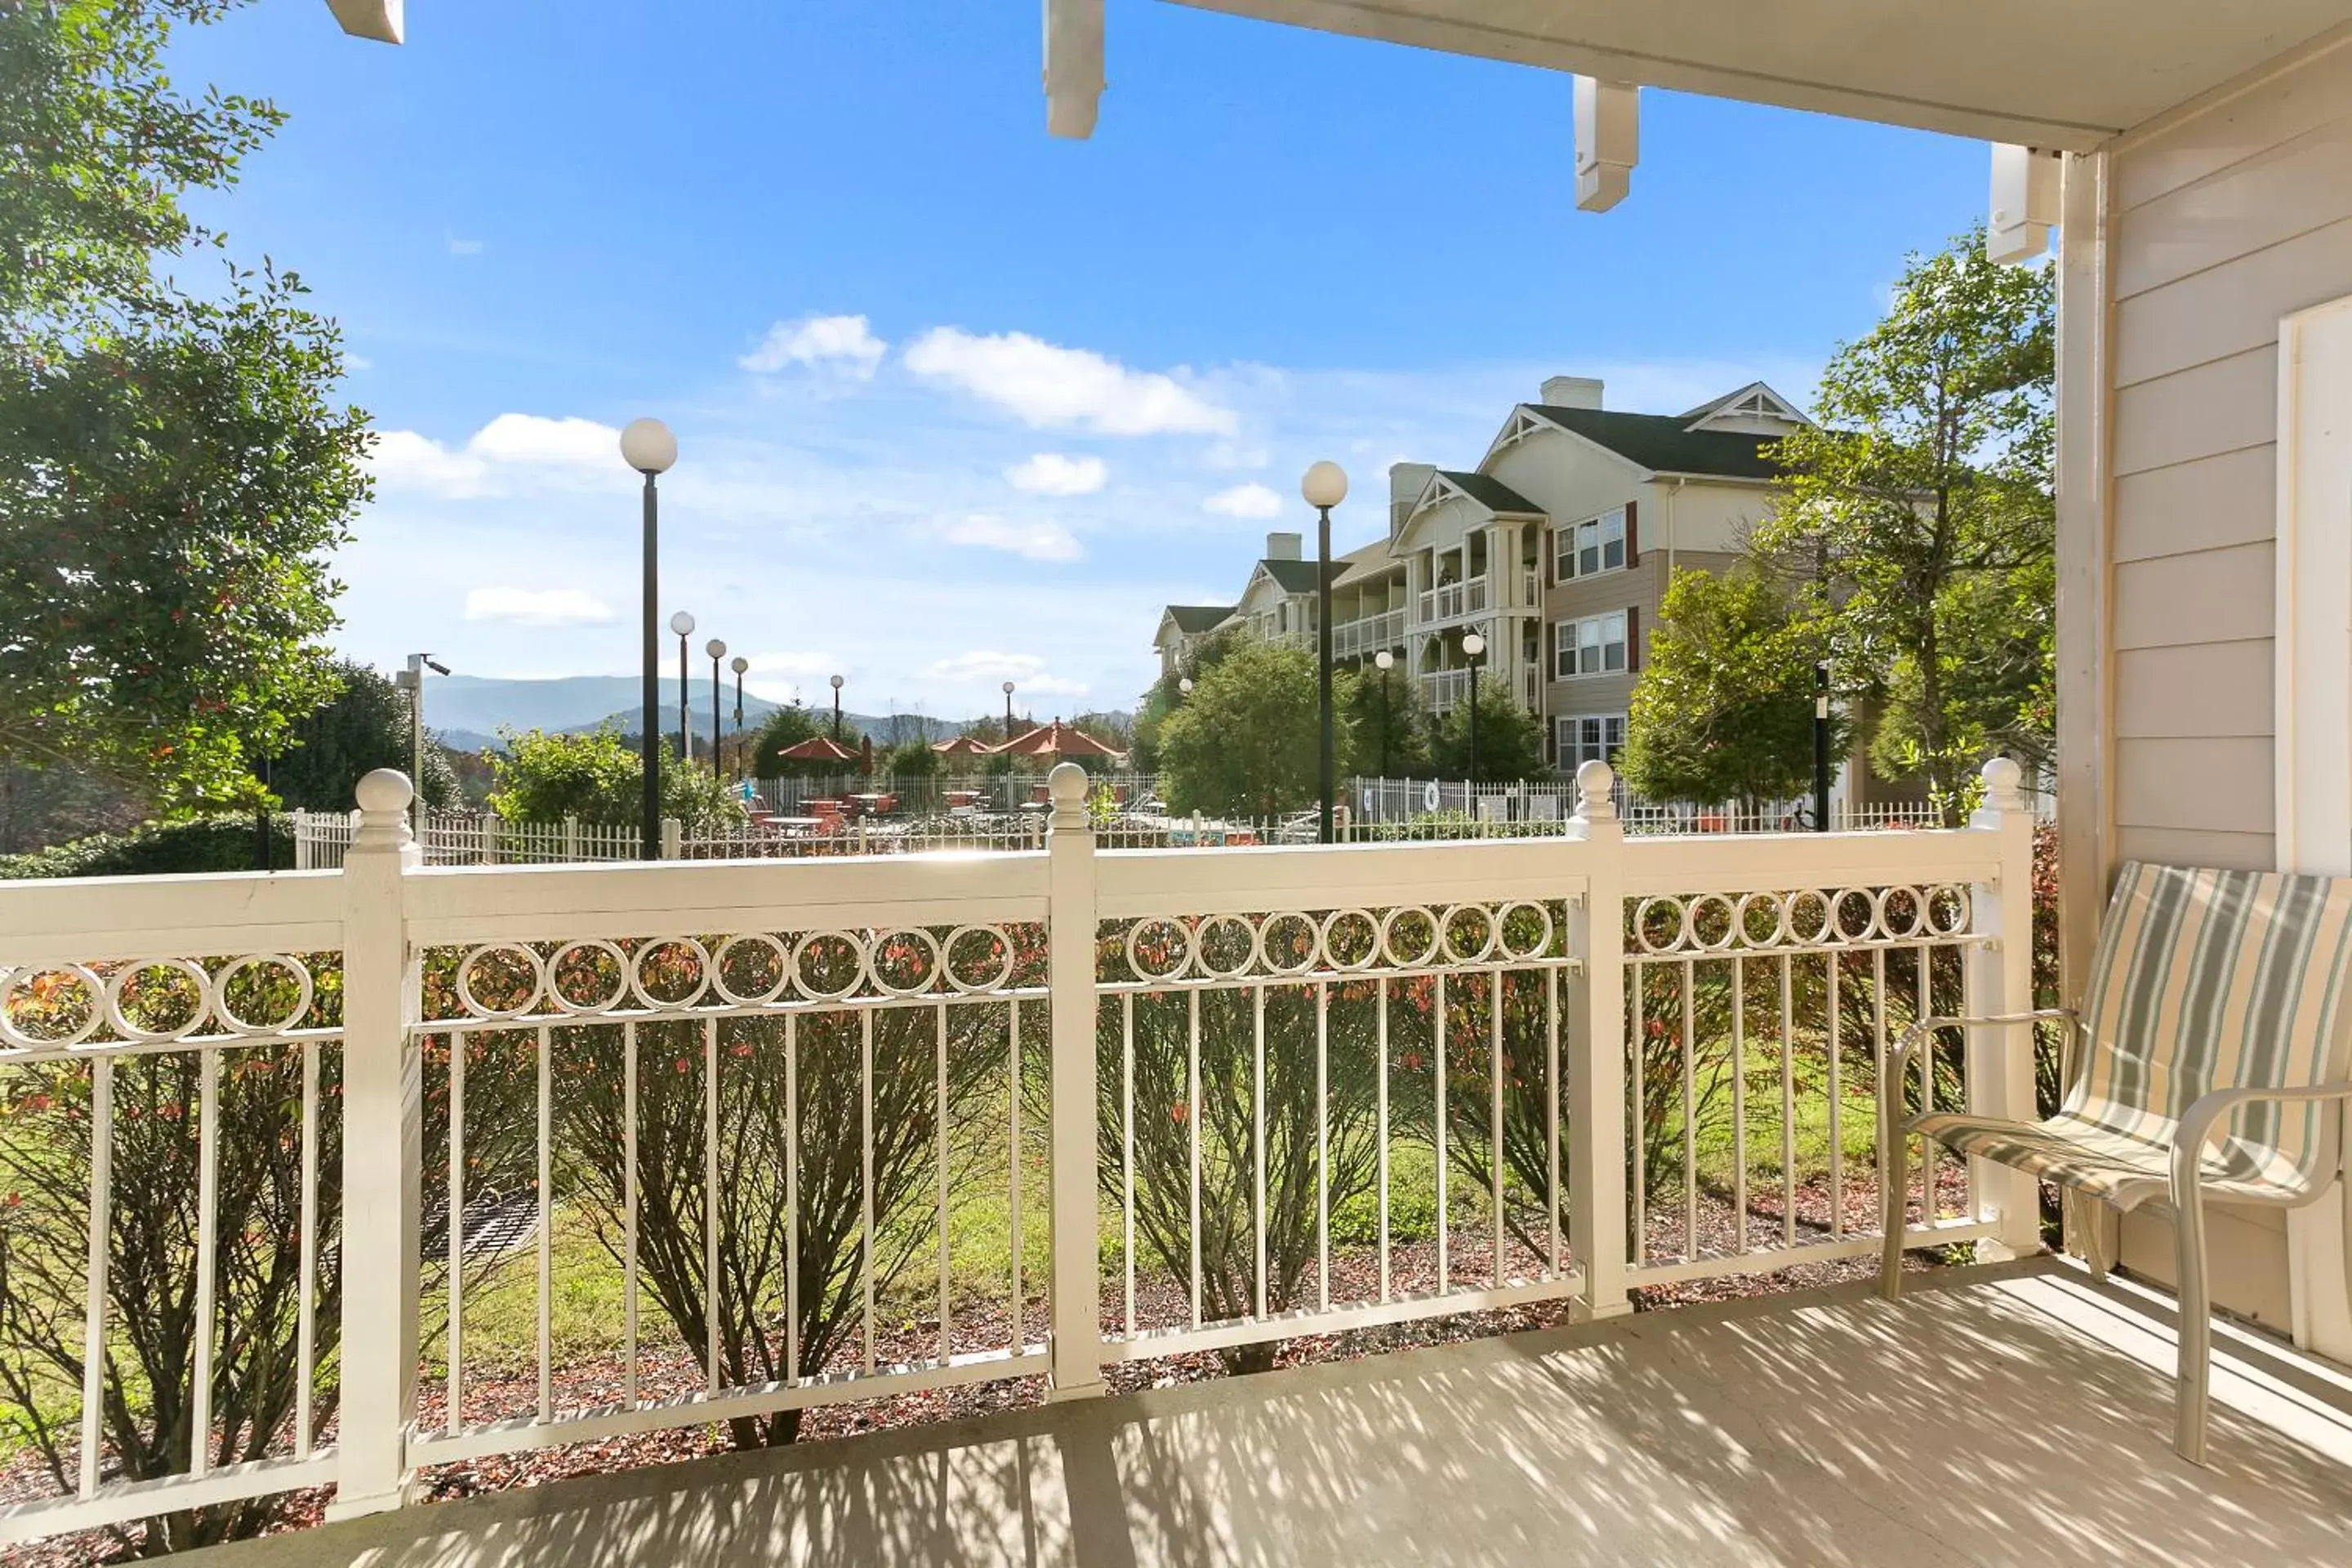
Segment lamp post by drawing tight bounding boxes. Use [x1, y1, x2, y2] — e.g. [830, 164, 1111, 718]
[1302, 460, 1348, 844]
[1373, 649, 1394, 777]
[706, 638, 727, 768]
[1178, 676, 1193, 697]
[397, 652, 450, 832]
[669, 611, 697, 766]
[1813, 661, 1832, 832]
[1003, 679, 1018, 742]
[730, 653, 749, 745]
[1462, 630, 1486, 786]
[621, 418, 678, 859]
[830, 674, 844, 742]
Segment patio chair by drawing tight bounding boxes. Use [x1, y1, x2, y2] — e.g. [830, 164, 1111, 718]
[1879, 861, 2352, 1463]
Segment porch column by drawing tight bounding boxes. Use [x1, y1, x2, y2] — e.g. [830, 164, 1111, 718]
[1044, 764, 1106, 1397]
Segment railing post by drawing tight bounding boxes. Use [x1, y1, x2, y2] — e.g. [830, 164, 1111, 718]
[661, 817, 683, 860]
[1967, 756, 2043, 1258]
[1043, 761, 1105, 1400]
[327, 768, 423, 1520]
[1569, 760, 1632, 1318]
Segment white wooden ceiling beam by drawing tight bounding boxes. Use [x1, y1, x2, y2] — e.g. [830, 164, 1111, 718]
[1574, 77, 1637, 212]
[326, 0, 403, 43]
[1045, 0, 1107, 139]
[1988, 143, 2062, 263]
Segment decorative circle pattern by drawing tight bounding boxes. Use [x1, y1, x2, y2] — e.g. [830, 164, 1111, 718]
[1628, 884, 1976, 957]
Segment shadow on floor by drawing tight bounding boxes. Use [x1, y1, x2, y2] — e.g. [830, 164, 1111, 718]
[189, 1258, 2352, 1568]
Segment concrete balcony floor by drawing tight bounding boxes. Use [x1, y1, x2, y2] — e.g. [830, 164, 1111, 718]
[194, 1258, 2352, 1567]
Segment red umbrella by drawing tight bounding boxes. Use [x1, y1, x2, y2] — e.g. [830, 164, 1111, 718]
[933, 733, 995, 758]
[995, 719, 1125, 761]
[777, 734, 858, 764]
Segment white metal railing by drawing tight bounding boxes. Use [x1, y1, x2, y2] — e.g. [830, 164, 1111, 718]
[1332, 608, 1405, 660]
[0, 759, 2039, 1548]
[1465, 577, 1489, 615]
[1421, 669, 1473, 712]
[1521, 567, 1540, 608]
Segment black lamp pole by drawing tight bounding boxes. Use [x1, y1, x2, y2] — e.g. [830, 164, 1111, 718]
[708, 644, 723, 768]
[1316, 504, 1335, 844]
[831, 676, 844, 742]
[1467, 643, 1483, 786]
[640, 475, 661, 857]
[1813, 662, 1832, 832]
[675, 630, 691, 764]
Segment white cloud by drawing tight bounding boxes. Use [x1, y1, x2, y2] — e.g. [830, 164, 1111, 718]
[740, 314, 888, 377]
[937, 513, 1082, 563]
[1204, 483, 1283, 520]
[372, 414, 623, 498]
[746, 649, 838, 678]
[462, 587, 617, 627]
[345, 354, 374, 372]
[924, 651, 1088, 697]
[903, 327, 1236, 437]
[1004, 452, 1107, 496]
[448, 237, 484, 256]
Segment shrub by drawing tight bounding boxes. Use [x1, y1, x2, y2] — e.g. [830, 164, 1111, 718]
[0, 816, 291, 880]
[488, 728, 745, 831]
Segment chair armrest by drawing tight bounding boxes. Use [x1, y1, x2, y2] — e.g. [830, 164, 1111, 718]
[2172, 1080, 2352, 1194]
[1886, 1008, 2077, 1079]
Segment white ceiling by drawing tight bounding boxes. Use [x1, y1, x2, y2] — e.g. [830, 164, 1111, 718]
[1163, 0, 2352, 149]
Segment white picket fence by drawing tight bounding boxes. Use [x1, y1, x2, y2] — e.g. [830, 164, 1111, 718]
[0, 758, 2042, 1548]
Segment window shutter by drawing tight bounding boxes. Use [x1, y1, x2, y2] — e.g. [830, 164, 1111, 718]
[1628, 605, 1641, 671]
[1547, 621, 1557, 679]
[1546, 528, 1557, 587]
[1624, 500, 1640, 566]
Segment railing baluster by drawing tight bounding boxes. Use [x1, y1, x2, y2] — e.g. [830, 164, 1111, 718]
[78, 1057, 112, 1499]
[1682, 959, 1697, 1262]
[1547, 964, 1561, 1278]
[1317, 978, 1330, 1311]
[1436, 969, 1449, 1290]
[1631, 961, 1647, 1267]
[1253, 982, 1267, 1321]
[1187, 987, 1202, 1330]
[446, 1030, 464, 1437]
[1917, 942, 1934, 1223]
[1731, 956, 1747, 1256]
[1009, 998, 1022, 1352]
[537, 1024, 551, 1422]
[937, 1001, 951, 1365]
[192, 1044, 220, 1478]
[624, 1019, 639, 1410]
[1780, 954, 1797, 1250]
[1490, 969, 1504, 1286]
[1377, 973, 1391, 1303]
[296, 1039, 320, 1459]
[862, 1005, 875, 1376]
[786, 1011, 800, 1382]
[706, 1013, 721, 1395]
[1122, 991, 1135, 1337]
[1872, 947, 1888, 1236]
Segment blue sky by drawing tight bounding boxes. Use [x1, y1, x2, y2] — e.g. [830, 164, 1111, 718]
[174, 1, 1985, 724]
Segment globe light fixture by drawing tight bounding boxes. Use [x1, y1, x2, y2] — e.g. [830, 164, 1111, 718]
[1301, 460, 1348, 510]
[670, 613, 697, 764]
[831, 673, 846, 741]
[729, 654, 751, 744]
[620, 417, 677, 475]
[1372, 649, 1395, 777]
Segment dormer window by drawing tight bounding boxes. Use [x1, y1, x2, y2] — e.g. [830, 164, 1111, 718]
[1557, 509, 1627, 581]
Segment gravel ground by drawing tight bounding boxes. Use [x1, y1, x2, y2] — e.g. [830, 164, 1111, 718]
[0, 1170, 1985, 1566]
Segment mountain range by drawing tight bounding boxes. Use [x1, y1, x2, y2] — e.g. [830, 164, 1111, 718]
[420, 676, 983, 755]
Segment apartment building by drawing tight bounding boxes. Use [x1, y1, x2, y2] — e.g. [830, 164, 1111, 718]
[1152, 375, 1812, 773]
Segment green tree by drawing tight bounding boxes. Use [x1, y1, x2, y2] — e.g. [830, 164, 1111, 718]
[748, 703, 826, 778]
[488, 728, 744, 831]
[1619, 566, 1844, 809]
[884, 737, 940, 777]
[1428, 684, 1547, 783]
[1755, 229, 2054, 820]
[0, 2, 371, 811]
[268, 659, 458, 812]
[1130, 626, 1242, 773]
[1156, 640, 1340, 817]
[1342, 659, 1431, 778]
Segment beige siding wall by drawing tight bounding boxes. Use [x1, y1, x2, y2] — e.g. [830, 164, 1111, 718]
[2098, 36, 2352, 1325]
[2107, 39, 2352, 875]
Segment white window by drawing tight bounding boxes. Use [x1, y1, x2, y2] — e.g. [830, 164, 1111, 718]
[1554, 612, 1627, 679]
[1558, 714, 1626, 771]
[1554, 508, 1627, 581]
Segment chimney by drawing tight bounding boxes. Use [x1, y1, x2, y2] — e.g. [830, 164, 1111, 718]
[1263, 531, 1302, 562]
[1388, 461, 1438, 538]
[1540, 375, 1604, 410]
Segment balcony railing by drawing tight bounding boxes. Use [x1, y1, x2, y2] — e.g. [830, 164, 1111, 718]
[1521, 567, 1540, 607]
[0, 758, 2039, 1550]
[1421, 667, 1473, 711]
[1332, 608, 1405, 659]
[1416, 575, 1490, 624]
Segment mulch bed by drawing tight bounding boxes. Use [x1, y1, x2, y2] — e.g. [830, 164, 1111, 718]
[0, 1170, 1983, 1566]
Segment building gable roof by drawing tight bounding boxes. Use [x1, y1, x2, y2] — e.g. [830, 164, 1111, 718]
[1256, 557, 1345, 595]
[1678, 380, 1814, 431]
[1162, 604, 1236, 634]
[1523, 403, 1788, 480]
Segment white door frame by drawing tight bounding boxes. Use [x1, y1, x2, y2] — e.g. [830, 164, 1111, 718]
[2273, 292, 2352, 1362]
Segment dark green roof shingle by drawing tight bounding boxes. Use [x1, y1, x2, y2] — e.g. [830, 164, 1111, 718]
[1526, 405, 1787, 479]
[1258, 558, 1345, 595]
[1436, 470, 1544, 515]
[1164, 604, 1234, 633]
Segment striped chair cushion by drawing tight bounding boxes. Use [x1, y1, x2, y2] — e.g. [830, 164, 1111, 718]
[1914, 862, 2352, 1209]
